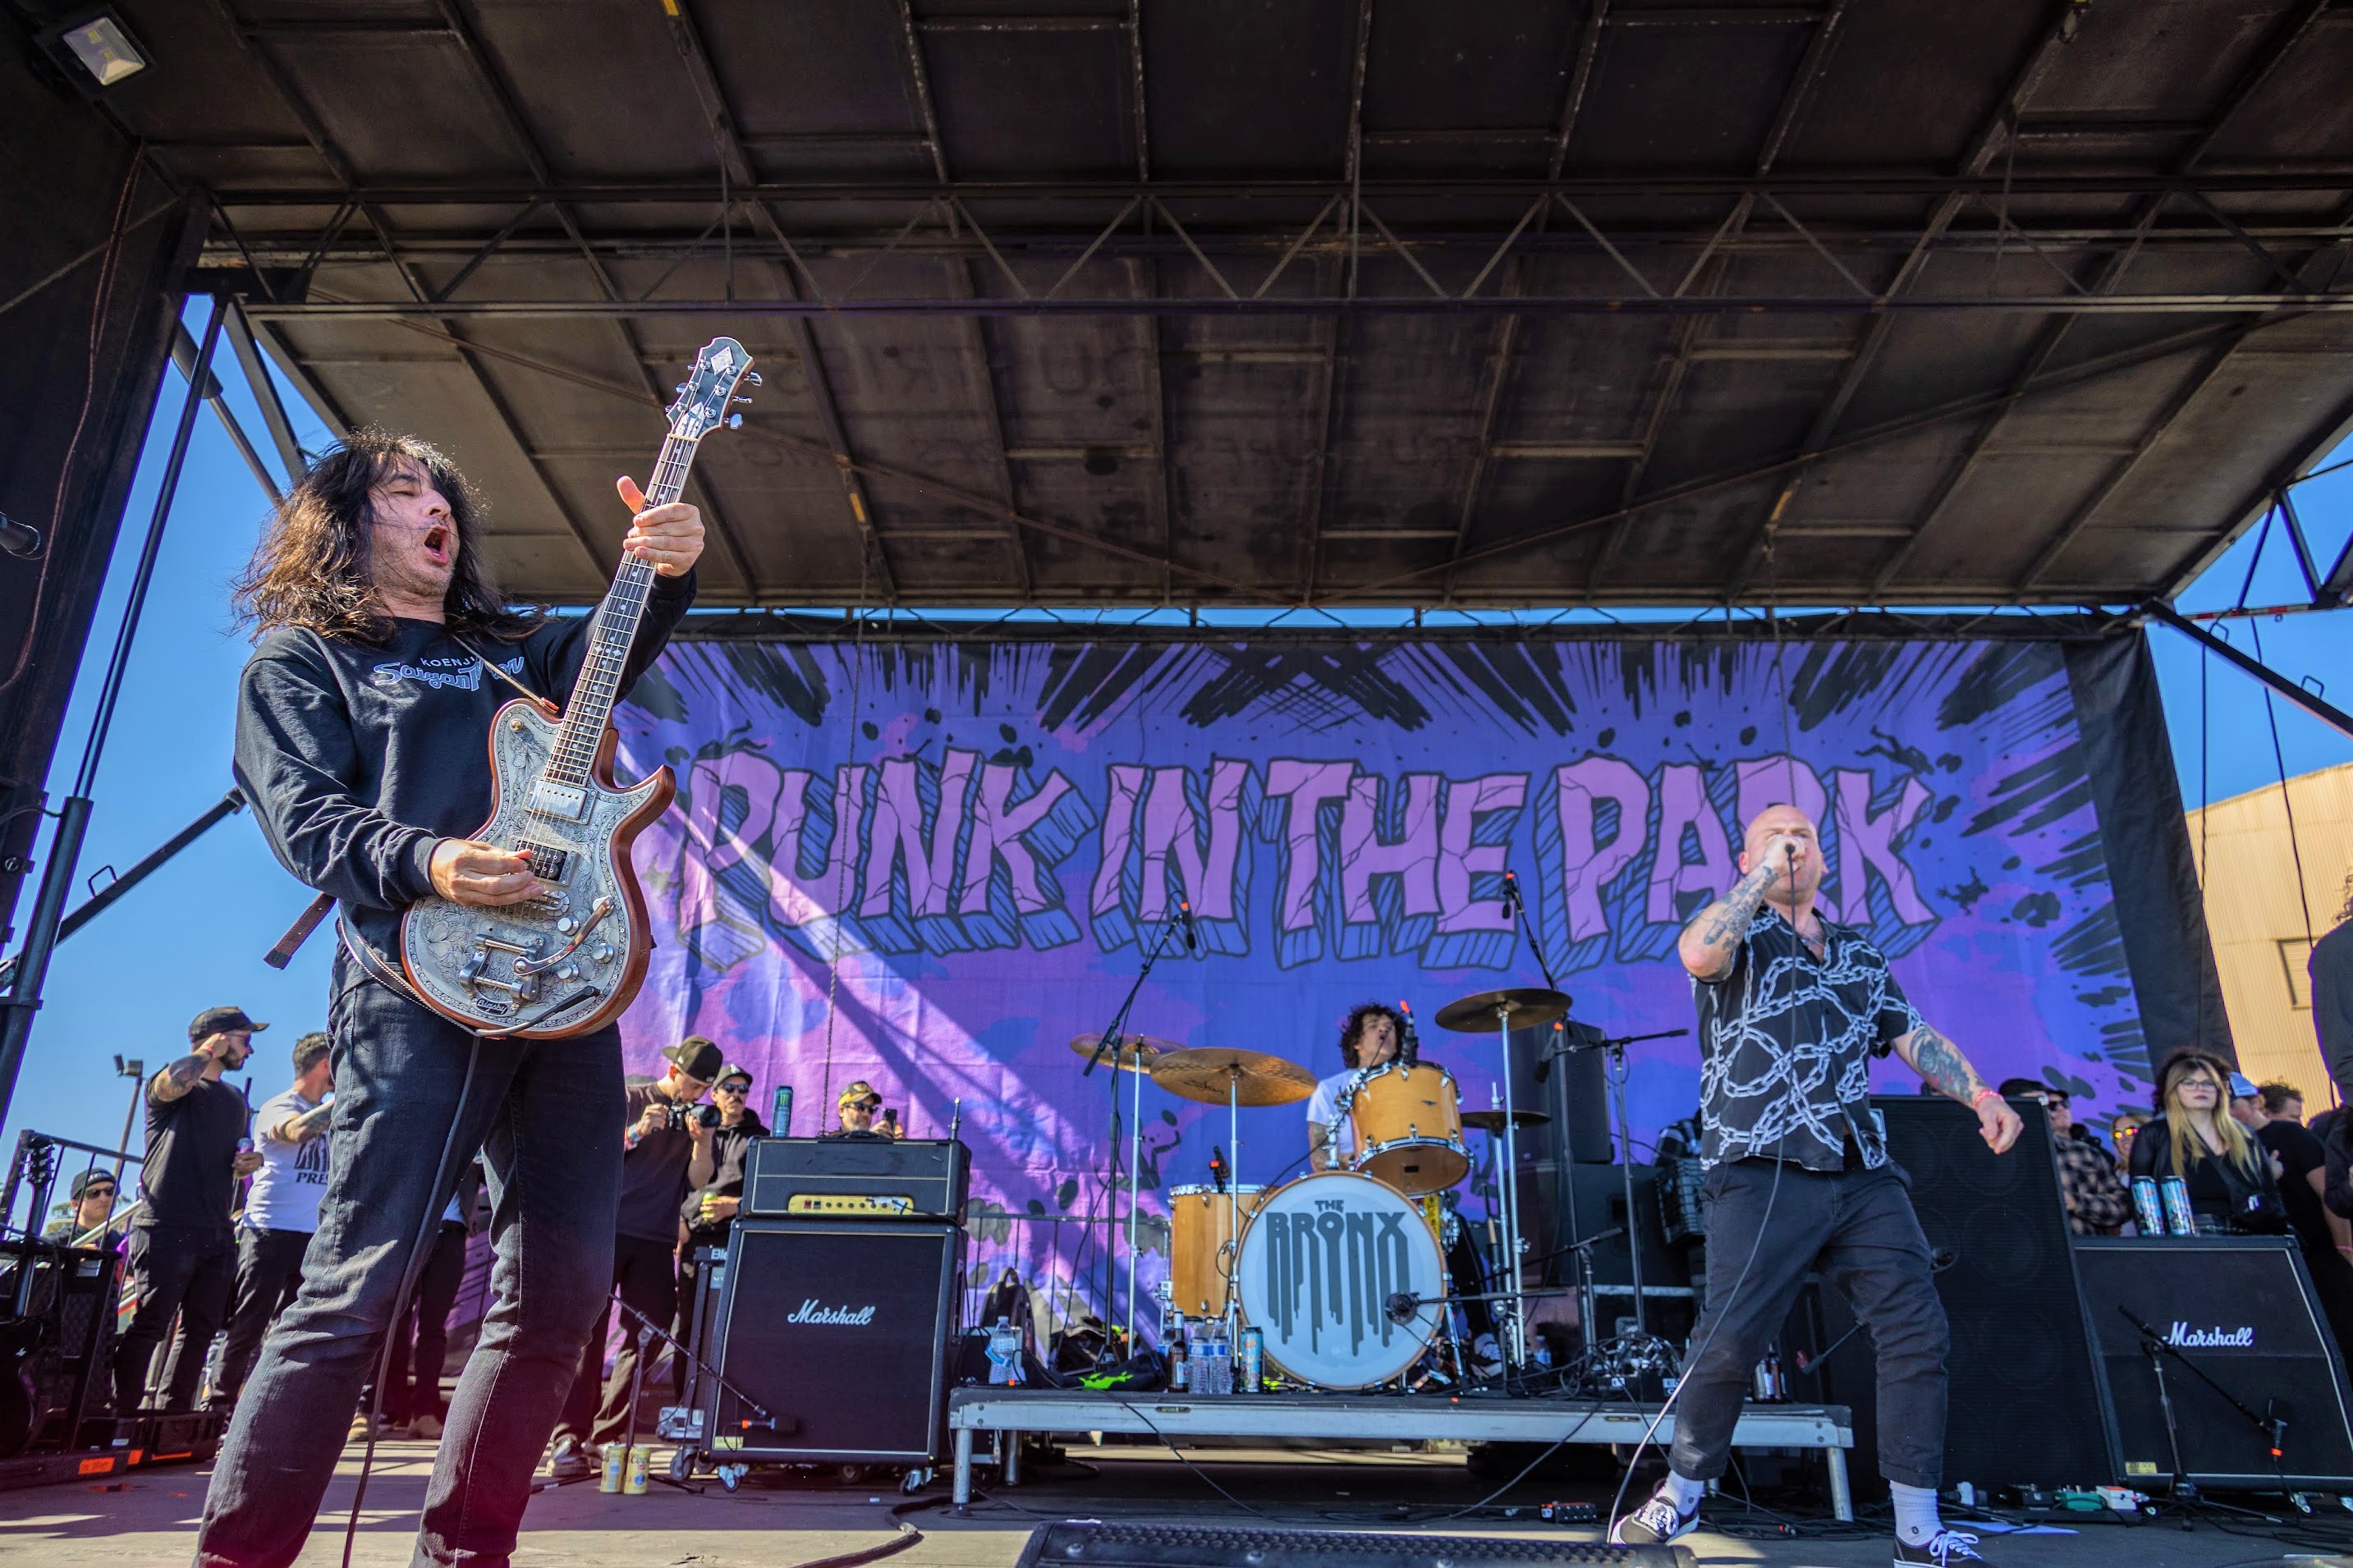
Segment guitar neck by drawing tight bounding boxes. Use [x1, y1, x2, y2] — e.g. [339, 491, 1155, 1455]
[544, 431, 699, 785]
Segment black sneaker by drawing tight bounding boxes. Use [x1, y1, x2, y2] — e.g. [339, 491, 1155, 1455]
[1894, 1529, 1984, 1568]
[548, 1437, 593, 1480]
[1610, 1486, 1700, 1546]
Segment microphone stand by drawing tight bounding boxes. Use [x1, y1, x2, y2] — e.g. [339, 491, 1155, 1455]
[1539, 1025, 1687, 1341]
[2121, 1306, 2289, 1514]
[1081, 907, 1188, 1358]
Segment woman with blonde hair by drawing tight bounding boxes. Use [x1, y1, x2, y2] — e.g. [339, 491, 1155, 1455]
[2127, 1049, 2286, 1234]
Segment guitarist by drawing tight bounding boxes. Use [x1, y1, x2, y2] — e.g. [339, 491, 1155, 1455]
[199, 432, 701, 1568]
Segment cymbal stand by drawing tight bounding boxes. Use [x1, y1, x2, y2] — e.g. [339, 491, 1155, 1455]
[1081, 907, 1187, 1352]
[1224, 1067, 1242, 1346]
[1488, 1000, 1528, 1368]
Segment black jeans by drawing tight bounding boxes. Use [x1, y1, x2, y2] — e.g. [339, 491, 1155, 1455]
[375, 1221, 470, 1425]
[1672, 1159, 1948, 1490]
[213, 1226, 314, 1408]
[113, 1222, 236, 1412]
[556, 1232, 677, 1450]
[195, 952, 622, 1568]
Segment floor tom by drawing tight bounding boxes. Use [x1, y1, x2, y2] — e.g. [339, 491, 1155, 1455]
[1167, 1183, 1267, 1317]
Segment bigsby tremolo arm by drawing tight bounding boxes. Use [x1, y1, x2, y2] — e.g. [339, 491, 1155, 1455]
[513, 896, 614, 979]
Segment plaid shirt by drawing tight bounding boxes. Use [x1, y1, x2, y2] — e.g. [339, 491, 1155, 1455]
[2053, 1132, 2132, 1235]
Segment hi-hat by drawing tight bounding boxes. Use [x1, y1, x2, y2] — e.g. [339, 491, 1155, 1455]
[1068, 1032, 1177, 1073]
[1149, 1047, 1317, 1107]
[1461, 1107, 1552, 1133]
[1433, 987, 1573, 1033]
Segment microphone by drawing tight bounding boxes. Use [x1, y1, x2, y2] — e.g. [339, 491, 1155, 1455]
[1178, 900, 1199, 954]
[1209, 1146, 1229, 1194]
[1385, 1291, 1422, 1326]
[1499, 869, 1521, 921]
[1397, 1000, 1420, 1068]
[1534, 1020, 1564, 1084]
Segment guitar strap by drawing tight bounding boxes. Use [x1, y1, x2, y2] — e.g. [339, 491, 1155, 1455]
[264, 632, 549, 971]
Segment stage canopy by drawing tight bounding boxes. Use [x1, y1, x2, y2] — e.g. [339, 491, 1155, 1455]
[67, 0, 2353, 609]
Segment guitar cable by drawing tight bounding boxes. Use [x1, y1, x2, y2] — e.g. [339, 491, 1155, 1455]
[340, 1032, 482, 1568]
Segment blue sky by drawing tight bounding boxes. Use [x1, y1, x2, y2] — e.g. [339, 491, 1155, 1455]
[4, 300, 2349, 1177]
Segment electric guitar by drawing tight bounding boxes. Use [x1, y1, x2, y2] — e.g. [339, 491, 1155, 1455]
[399, 336, 757, 1038]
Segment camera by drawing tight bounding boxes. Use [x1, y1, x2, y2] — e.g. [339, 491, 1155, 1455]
[662, 1102, 692, 1132]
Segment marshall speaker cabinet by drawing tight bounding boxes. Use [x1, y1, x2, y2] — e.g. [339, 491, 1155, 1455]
[2076, 1236, 2353, 1489]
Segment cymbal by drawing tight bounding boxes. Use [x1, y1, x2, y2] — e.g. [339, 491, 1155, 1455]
[1149, 1047, 1317, 1107]
[1461, 1107, 1552, 1133]
[1068, 1032, 1178, 1073]
[1433, 987, 1574, 1033]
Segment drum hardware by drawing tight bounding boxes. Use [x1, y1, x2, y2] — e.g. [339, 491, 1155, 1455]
[1434, 985, 1570, 1371]
[1149, 1048, 1315, 1341]
[1459, 1108, 1550, 1134]
[1069, 1031, 1176, 1347]
[1077, 904, 1194, 1352]
[1539, 1025, 1687, 1337]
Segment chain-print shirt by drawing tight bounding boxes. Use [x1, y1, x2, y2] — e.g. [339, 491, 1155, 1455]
[1693, 905, 1923, 1171]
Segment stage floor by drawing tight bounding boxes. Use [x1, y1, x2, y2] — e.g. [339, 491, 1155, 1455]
[0, 1433, 2332, 1567]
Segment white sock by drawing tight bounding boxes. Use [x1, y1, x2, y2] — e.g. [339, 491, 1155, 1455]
[1889, 1480, 1942, 1545]
[1658, 1469, 1706, 1514]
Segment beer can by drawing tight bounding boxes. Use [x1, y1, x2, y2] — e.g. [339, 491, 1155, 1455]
[2159, 1175, 2195, 1236]
[623, 1446, 650, 1496]
[2130, 1177, 2166, 1236]
[1237, 1327, 1264, 1393]
[599, 1445, 625, 1493]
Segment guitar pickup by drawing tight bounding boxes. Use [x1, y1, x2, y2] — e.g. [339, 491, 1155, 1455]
[518, 841, 571, 883]
[528, 779, 589, 822]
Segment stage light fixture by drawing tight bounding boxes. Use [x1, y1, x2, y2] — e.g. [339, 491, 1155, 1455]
[51, 12, 148, 89]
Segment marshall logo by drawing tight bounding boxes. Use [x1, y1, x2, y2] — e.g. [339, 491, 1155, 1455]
[2168, 1322, 2254, 1348]
[788, 1299, 877, 1326]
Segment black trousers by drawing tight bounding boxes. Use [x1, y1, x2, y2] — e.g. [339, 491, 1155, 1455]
[1673, 1159, 1949, 1490]
[374, 1220, 469, 1424]
[213, 1226, 313, 1408]
[554, 1232, 677, 1450]
[113, 1223, 236, 1412]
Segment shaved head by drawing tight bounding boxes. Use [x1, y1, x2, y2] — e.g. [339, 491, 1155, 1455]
[1739, 805, 1824, 902]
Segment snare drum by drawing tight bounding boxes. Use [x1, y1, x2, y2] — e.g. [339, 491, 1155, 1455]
[1341, 1061, 1468, 1194]
[1167, 1183, 1267, 1316]
[1236, 1171, 1447, 1388]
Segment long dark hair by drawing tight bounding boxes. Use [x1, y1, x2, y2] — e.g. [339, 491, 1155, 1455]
[232, 429, 537, 644]
[1338, 1003, 1404, 1071]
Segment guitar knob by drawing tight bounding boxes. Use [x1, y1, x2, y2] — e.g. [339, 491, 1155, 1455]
[558, 965, 580, 981]
[557, 917, 576, 933]
[594, 946, 615, 964]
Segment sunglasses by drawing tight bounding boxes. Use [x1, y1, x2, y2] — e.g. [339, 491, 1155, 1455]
[81, 1188, 116, 1199]
[715, 1082, 750, 1094]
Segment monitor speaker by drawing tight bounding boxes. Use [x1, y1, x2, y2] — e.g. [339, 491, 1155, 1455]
[705, 1217, 960, 1466]
[2076, 1236, 2353, 1488]
[1787, 1098, 2117, 1494]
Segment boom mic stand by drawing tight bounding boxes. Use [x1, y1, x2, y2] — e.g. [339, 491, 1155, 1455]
[1081, 907, 1189, 1359]
[1538, 1026, 1688, 1339]
[2121, 1306, 2290, 1515]
[540, 1296, 782, 1492]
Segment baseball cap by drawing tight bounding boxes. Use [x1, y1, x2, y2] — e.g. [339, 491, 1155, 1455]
[190, 1006, 268, 1042]
[2229, 1071, 2261, 1100]
[714, 1063, 754, 1089]
[662, 1036, 725, 1082]
[70, 1171, 117, 1199]
[838, 1080, 882, 1110]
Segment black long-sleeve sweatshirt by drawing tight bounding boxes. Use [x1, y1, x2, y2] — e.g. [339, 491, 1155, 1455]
[233, 571, 695, 970]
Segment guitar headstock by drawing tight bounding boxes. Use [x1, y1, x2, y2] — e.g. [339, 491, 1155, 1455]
[666, 337, 759, 442]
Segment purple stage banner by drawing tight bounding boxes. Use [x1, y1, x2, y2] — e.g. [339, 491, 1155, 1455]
[611, 637, 2151, 1318]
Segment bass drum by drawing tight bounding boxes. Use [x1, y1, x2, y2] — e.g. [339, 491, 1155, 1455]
[1167, 1184, 1267, 1317]
[1236, 1171, 1447, 1389]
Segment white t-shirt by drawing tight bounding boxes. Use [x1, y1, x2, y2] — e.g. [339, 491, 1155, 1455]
[243, 1087, 331, 1235]
[1306, 1067, 1365, 1161]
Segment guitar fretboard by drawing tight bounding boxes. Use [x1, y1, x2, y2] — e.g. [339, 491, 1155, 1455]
[541, 431, 699, 790]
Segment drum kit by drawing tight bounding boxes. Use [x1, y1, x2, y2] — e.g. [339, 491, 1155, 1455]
[1072, 985, 1576, 1393]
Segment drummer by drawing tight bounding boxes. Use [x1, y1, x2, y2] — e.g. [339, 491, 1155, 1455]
[1307, 1004, 1502, 1375]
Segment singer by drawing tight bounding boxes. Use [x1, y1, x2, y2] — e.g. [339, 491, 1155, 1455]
[1612, 805, 2021, 1565]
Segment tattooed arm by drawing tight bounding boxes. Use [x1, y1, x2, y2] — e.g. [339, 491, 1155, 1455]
[1893, 1023, 2023, 1153]
[1676, 862, 1779, 983]
[268, 1101, 334, 1145]
[147, 1049, 216, 1106]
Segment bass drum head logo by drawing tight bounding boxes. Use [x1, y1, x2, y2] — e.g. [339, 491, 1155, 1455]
[1236, 1171, 1446, 1389]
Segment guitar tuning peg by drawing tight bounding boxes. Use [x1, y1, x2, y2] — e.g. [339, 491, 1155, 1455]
[674, 383, 688, 393]
[727, 412, 743, 429]
[732, 396, 753, 405]
[745, 372, 763, 386]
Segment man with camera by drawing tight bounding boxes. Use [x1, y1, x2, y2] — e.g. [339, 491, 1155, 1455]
[831, 1080, 901, 1138]
[548, 1036, 720, 1477]
[112, 1006, 268, 1414]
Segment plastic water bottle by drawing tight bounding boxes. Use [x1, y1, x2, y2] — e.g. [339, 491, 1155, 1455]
[1207, 1322, 1232, 1395]
[986, 1316, 1023, 1386]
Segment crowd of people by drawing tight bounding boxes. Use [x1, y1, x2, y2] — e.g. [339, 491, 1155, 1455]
[66, 1011, 904, 1439]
